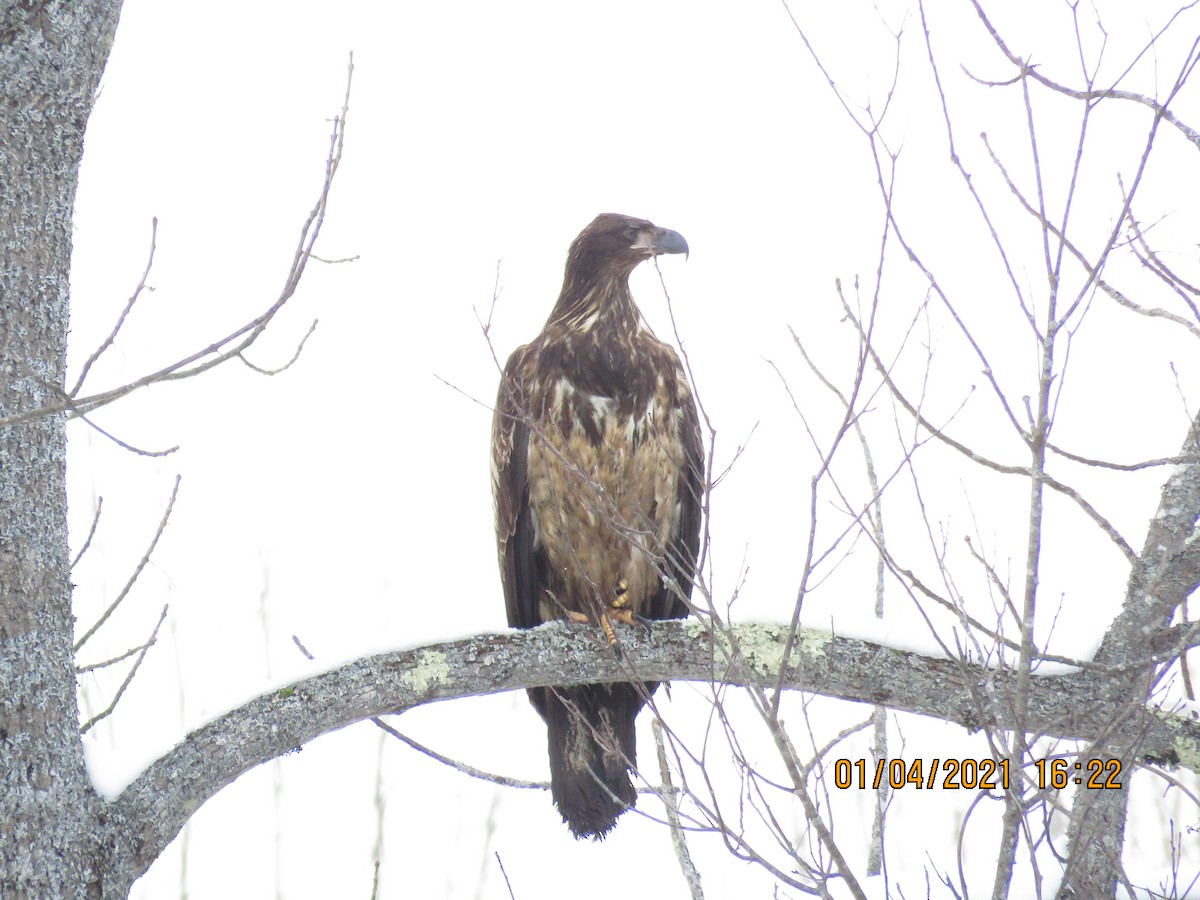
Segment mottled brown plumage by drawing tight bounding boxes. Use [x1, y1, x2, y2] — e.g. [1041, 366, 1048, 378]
[491, 213, 703, 839]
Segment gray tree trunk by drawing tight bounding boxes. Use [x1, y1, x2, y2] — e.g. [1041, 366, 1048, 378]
[1, 2, 122, 896]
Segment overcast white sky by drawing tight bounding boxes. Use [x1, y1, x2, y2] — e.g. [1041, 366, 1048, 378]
[65, 1, 1200, 897]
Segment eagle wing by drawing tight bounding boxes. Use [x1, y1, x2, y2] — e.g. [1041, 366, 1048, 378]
[492, 346, 542, 630]
[652, 363, 703, 621]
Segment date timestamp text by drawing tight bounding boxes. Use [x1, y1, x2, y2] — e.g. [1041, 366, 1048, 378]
[832, 757, 1124, 791]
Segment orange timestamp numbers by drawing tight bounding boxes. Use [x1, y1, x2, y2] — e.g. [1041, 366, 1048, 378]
[1033, 757, 1123, 790]
[834, 757, 1010, 790]
[832, 757, 1125, 791]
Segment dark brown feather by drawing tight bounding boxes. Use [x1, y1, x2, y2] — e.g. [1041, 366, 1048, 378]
[491, 214, 702, 838]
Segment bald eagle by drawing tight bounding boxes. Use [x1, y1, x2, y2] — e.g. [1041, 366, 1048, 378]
[491, 213, 703, 839]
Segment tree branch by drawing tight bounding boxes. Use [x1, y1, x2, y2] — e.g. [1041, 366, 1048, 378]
[104, 619, 1200, 892]
[1098, 412, 1200, 665]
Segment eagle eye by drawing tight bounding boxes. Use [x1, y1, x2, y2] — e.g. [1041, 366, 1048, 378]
[622, 225, 640, 242]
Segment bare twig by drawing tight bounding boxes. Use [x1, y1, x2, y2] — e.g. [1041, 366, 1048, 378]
[967, 0, 1200, 150]
[74, 474, 181, 652]
[71, 496, 103, 569]
[79, 604, 169, 734]
[75, 411, 178, 457]
[76, 640, 154, 675]
[292, 632, 546, 791]
[70, 217, 158, 398]
[653, 720, 705, 900]
[840, 301, 1138, 564]
[238, 318, 319, 376]
[495, 853, 516, 900]
[371, 716, 545, 792]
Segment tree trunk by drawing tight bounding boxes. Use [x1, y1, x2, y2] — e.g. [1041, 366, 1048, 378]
[0, 2, 121, 896]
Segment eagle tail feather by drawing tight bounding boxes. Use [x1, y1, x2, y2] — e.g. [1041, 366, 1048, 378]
[540, 683, 649, 840]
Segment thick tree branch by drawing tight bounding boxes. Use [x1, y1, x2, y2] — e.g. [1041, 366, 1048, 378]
[104, 619, 1200, 894]
[1098, 413, 1200, 666]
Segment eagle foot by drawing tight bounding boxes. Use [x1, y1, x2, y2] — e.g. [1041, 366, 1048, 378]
[564, 609, 636, 630]
[606, 608, 640, 628]
[611, 579, 631, 609]
[566, 603, 640, 657]
[599, 612, 620, 649]
[631, 612, 653, 632]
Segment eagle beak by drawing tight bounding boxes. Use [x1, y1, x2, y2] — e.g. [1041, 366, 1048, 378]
[635, 226, 690, 261]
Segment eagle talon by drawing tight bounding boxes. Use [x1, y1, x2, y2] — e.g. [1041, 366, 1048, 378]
[602, 619, 626, 661]
[607, 608, 640, 628]
[566, 607, 635, 656]
[612, 579, 630, 609]
[599, 613, 620, 649]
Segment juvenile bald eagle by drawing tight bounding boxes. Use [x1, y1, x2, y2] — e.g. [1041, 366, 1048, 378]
[491, 214, 703, 839]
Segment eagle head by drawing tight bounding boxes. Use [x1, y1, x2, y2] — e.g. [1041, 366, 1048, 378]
[566, 213, 689, 280]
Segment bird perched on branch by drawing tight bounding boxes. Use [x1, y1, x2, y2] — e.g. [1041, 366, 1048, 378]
[491, 213, 703, 838]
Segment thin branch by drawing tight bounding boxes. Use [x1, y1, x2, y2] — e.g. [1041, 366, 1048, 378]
[371, 717, 545, 792]
[76, 640, 153, 675]
[494, 854, 516, 900]
[238, 319, 319, 374]
[1124, 194, 1200, 322]
[967, 0, 1200, 151]
[75, 411, 178, 457]
[654, 719, 705, 900]
[79, 604, 169, 734]
[71, 496, 103, 569]
[291, 632, 544, 791]
[238, 318, 319, 376]
[70, 217, 158, 398]
[840, 300, 1138, 563]
[1045, 445, 1200, 472]
[74, 474, 181, 652]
